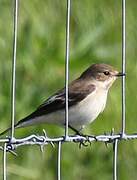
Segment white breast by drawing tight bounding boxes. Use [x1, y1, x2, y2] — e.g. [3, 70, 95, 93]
[68, 89, 108, 127]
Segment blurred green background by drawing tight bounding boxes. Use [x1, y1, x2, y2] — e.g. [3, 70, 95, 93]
[0, 0, 137, 179]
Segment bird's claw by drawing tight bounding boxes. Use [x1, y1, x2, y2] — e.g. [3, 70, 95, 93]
[79, 140, 89, 148]
[78, 134, 96, 148]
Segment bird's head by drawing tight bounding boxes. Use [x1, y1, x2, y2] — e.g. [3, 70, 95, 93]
[80, 63, 125, 89]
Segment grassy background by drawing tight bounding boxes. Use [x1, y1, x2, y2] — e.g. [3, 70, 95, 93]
[0, 0, 137, 179]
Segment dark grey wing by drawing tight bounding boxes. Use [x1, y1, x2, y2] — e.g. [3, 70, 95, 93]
[16, 79, 96, 126]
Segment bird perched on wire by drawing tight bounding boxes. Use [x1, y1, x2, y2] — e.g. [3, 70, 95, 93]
[0, 63, 125, 136]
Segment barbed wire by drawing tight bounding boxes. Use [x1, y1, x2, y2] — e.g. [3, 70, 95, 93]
[0, 0, 130, 180]
[1, 132, 137, 151]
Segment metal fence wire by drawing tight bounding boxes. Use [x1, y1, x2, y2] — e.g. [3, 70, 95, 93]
[1, 0, 136, 180]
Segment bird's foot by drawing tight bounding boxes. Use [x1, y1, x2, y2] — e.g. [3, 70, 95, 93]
[75, 133, 97, 148]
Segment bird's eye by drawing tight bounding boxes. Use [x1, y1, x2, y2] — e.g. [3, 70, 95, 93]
[104, 71, 110, 75]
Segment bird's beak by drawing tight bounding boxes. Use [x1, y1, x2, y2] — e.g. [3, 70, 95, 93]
[115, 72, 126, 77]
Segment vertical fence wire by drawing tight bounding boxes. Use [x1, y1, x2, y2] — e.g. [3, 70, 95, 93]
[11, 0, 19, 139]
[65, 0, 71, 139]
[0, 1, 128, 180]
[113, 139, 118, 180]
[121, 0, 126, 136]
[57, 141, 62, 180]
[3, 143, 7, 180]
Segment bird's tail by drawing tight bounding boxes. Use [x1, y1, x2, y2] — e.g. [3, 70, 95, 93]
[0, 121, 21, 136]
[0, 127, 12, 136]
[0, 117, 31, 137]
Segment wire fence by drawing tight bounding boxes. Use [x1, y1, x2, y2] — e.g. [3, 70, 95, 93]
[0, 0, 135, 180]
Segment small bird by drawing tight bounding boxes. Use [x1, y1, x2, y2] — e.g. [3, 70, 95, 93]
[0, 63, 125, 136]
